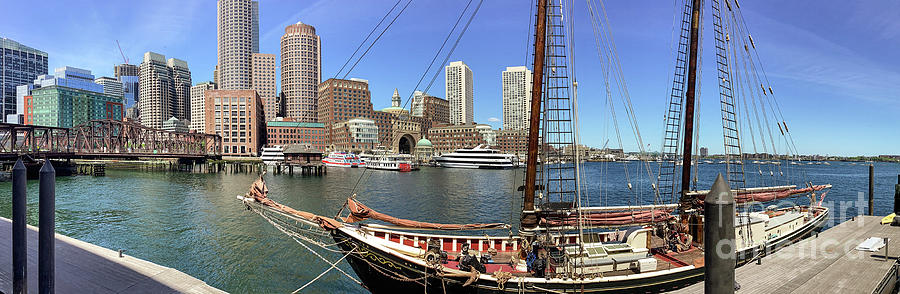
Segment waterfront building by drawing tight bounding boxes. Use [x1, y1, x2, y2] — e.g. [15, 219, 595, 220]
[411, 91, 450, 127]
[217, 0, 259, 90]
[168, 58, 192, 121]
[414, 138, 433, 163]
[700, 146, 709, 157]
[496, 129, 528, 158]
[281, 21, 321, 122]
[265, 120, 326, 150]
[476, 124, 497, 146]
[25, 85, 123, 127]
[190, 81, 216, 132]
[161, 116, 189, 133]
[204, 89, 265, 156]
[36, 67, 104, 92]
[445, 61, 474, 125]
[139, 52, 191, 129]
[95, 76, 124, 101]
[0, 38, 48, 118]
[317, 78, 373, 138]
[501, 66, 532, 131]
[330, 118, 378, 153]
[251, 53, 277, 121]
[426, 123, 492, 155]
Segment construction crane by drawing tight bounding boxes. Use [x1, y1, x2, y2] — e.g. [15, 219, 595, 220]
[116, 40, 128, 64]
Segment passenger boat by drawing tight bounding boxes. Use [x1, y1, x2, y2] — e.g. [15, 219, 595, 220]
[238, 0, 832, 292]
[366, 150, 415, 172]
[259, 146, 284, 166]
[433, 145, 518, 169]
[322, 152, 366, 168]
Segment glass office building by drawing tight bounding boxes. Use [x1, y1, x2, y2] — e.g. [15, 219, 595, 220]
[1, 37, 48, 118]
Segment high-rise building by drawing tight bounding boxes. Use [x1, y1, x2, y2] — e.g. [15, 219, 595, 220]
[281, 21, 321, 122]
[190, 81, 216, 132]
[204, 89, 265, 156]
[168, 58, 192, 121]
[501, 66, 532, 131]
[37, 66, 103, 92]
[445, 61, 473, 125]
[1, 38, 48, 119]
[95, 76, 124, 100]
[114, 64, 140, 110]
[25, 85, 123, 128]
[114, 64, 139, 78]
[251, 53, 277, 121]
[411, 90, 449, 127]
[217, 0, 259, 90]
[139, 52, 190, 129]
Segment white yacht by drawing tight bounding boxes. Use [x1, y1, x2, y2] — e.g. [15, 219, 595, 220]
[433, 145, 518, 169]
[259, 146, 285, 165]
[322, 152, 366, 168]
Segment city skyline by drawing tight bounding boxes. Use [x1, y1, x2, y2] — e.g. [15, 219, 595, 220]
[1, 1, 898, 156]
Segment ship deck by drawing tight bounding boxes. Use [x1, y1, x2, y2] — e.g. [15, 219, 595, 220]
[668, 215, 900, 294]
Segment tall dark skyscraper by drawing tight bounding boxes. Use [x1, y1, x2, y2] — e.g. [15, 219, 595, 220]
[1, 37, 48, 118]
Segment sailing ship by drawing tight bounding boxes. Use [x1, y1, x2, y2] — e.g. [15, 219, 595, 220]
[238, 0, 831, 292]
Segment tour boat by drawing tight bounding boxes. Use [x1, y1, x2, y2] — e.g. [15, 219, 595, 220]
[366, 150, 415, 172]
[239, 0, 833, 293]
[433, 145, 518, 169]
[259, 146, 284, 166]
[322, 152, 365, 168]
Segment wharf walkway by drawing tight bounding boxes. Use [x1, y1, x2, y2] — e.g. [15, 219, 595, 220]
[670, 215, 900, 294]
[0, 217, 226, 294]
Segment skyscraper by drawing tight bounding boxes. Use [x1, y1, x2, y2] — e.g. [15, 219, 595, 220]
[139, 52, 190, 129]
[217, 0, 259, 90]
[190, 81, 216, 132]
[95, 76, 124, 101]
[251, 53, 277, 121]
[501, 66, 532, 131]
[445, 61, 473, 125]
[281, 21, 321, 122]
[1, 38, 48, 119]
[168, 58, 192, 121]
[114, 64, 140, 111]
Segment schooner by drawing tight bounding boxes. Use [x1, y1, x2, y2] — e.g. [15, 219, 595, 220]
[238, 0, 831, 292]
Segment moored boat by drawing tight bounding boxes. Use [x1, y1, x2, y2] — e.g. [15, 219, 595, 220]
[433, 145, 518, 169]
[322, 151, 366, 168]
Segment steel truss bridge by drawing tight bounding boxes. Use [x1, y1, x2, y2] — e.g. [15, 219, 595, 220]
[0, 120, 222, 160]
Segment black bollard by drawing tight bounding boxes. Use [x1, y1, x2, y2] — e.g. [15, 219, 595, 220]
[39, 160, 55, 294]
[12, 159, 27, 294]
[893, 175, 900, 227]
[705, 174, 736, 294]
[869, 164, 874, 216]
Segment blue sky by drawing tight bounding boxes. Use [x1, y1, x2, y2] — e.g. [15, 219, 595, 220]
[1, 0, 898, 156]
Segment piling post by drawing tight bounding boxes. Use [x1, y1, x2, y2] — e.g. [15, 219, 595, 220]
[39, 160, 56, 294]
[705, 174, 736, 294]
[869, 164, 875, 215]
[892, 175, 900, 227]
[12, 159, 27, 294]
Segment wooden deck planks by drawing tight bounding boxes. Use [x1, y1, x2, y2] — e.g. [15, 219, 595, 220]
[0, 217, 226, 294]
[670, 216, 900, 294]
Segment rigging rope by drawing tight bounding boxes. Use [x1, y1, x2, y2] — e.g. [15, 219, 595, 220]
[341, 0, 414, 79]
[332, 0, 404, 79]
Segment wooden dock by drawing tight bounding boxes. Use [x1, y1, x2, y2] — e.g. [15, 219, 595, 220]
[0, 217, 225, 294]
[669, 215, 900, 294]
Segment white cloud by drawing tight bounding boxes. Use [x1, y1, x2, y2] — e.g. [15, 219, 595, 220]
[487, 117, 500, 122]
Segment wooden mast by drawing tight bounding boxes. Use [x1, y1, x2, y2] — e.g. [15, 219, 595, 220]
[522, 0, 548, 229]
[679, 0, 702, 209]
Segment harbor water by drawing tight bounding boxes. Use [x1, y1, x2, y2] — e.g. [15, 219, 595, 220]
[0, 161, 898, 293]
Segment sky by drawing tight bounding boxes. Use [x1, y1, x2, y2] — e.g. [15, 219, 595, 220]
[1, 0, 898, 156]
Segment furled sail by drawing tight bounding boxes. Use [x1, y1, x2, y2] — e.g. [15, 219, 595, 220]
[342, 198, 509, 230]
[541, 209, 674, 227]
[245, 176, 343, 230]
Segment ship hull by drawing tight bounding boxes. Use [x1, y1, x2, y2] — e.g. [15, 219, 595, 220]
[332, 207, 829, 293]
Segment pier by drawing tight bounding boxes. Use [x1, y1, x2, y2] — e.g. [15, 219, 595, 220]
[670, 215, 900, 294]
[0, 217, 225, 293]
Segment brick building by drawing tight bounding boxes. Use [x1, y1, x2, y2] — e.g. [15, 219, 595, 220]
[426, 123, 493, 155]
[204, 90, 265, 156]
[266, 120, 326, 150]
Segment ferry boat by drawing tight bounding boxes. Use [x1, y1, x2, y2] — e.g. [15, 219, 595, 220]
[433, 145, 518, 169]
[366, 151, 415, 172]
[322, 152, 365, 168]
[259, 146, 285, 165]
